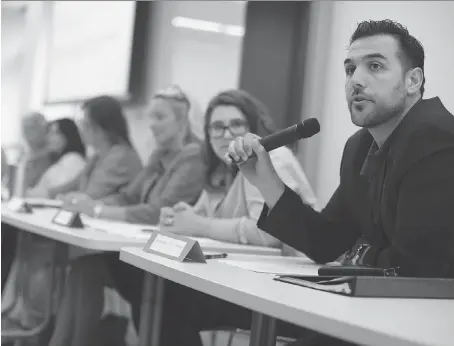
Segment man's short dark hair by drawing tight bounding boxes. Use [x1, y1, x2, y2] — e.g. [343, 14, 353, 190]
[350, 19, 425, 97]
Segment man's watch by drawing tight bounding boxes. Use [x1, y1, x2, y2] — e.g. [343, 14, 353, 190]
[93, 203, 104, 218]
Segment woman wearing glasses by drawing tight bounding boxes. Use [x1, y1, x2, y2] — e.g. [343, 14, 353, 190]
[48, 86, 206, 346]
[160, 88, 316, 246]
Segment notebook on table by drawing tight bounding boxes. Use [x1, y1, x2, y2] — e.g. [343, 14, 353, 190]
[273, 275, 454, 299]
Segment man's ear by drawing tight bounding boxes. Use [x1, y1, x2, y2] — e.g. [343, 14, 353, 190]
[406, 67, 424, 95]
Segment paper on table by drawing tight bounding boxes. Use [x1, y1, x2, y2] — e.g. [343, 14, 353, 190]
[219, 259, 321, 276]
[79, 219, 240, 243]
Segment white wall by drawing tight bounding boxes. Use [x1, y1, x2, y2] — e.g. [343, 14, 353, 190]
[1, 7, 26, 147]
[1, 2, 52, 151]
[145, 1, 245, 104]
[47, 1, 136, 102]
[311, 1, 454, 209]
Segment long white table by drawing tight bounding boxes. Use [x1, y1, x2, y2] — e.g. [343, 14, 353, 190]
[1, 204, 152, 342]
[120, 247, 454, 346]
[1, 207, 146, 251]
[1, 203, 282, 344]
[1, 206, 282, 255]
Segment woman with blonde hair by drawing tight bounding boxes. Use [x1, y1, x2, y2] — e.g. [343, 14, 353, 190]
[48, 85, 206, 346]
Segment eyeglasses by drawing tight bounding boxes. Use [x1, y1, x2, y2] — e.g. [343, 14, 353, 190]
[208, 120, 249, 138]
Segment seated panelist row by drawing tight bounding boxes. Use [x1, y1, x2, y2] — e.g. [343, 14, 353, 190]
[2, 116, 89, 327]
[1, 96, 142, 329]
[2, 86, 202, 333]
[45, 87, 316, 346]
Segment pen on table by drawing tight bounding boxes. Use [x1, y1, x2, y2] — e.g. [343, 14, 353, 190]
[204, 253, 228, 260]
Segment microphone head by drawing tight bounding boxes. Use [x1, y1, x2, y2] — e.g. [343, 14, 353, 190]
[297, 118, 320, 138]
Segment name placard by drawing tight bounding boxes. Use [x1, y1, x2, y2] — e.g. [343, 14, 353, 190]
[52, 209, 84, 228]
[7, 198, 32, 213]
[144, 229, 206, 263]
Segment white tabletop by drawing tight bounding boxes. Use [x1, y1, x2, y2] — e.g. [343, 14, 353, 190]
[120, 247, 454, 346]
[1, 205, 281, 255]
[1, 206, 146, 251]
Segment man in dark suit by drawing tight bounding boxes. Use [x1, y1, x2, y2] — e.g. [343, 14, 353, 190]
[228, 20, 454, 280]
[224, 18, 454, 346]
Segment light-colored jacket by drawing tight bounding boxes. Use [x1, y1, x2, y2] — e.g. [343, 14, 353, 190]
[27, 153, 86, 198]
[193, 146, 316, 247]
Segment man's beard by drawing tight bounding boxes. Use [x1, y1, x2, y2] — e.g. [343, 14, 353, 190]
[350, 83, 406, 129]
[352, 101, 405, 129]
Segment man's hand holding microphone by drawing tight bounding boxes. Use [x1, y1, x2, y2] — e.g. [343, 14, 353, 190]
[225, 133, 285, 209]
[225, 118, 320, 209]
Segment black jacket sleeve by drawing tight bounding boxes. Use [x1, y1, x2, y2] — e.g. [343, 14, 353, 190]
[257, 135, 365, 264]
[257, 184, 361, 263]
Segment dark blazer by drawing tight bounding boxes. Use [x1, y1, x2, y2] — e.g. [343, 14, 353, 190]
[258, 97, 454, 278]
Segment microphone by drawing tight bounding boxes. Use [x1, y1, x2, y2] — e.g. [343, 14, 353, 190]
[230, 117, 320, 163]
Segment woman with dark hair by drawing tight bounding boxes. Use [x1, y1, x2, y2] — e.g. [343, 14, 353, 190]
[82, 95, 133, 146]
[160, 89, 316, 246]
[50, 95, 142, 200]
[26, 118, 86, 197]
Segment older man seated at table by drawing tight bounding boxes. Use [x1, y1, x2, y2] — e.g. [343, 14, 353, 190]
[1, 112, 52, 291]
